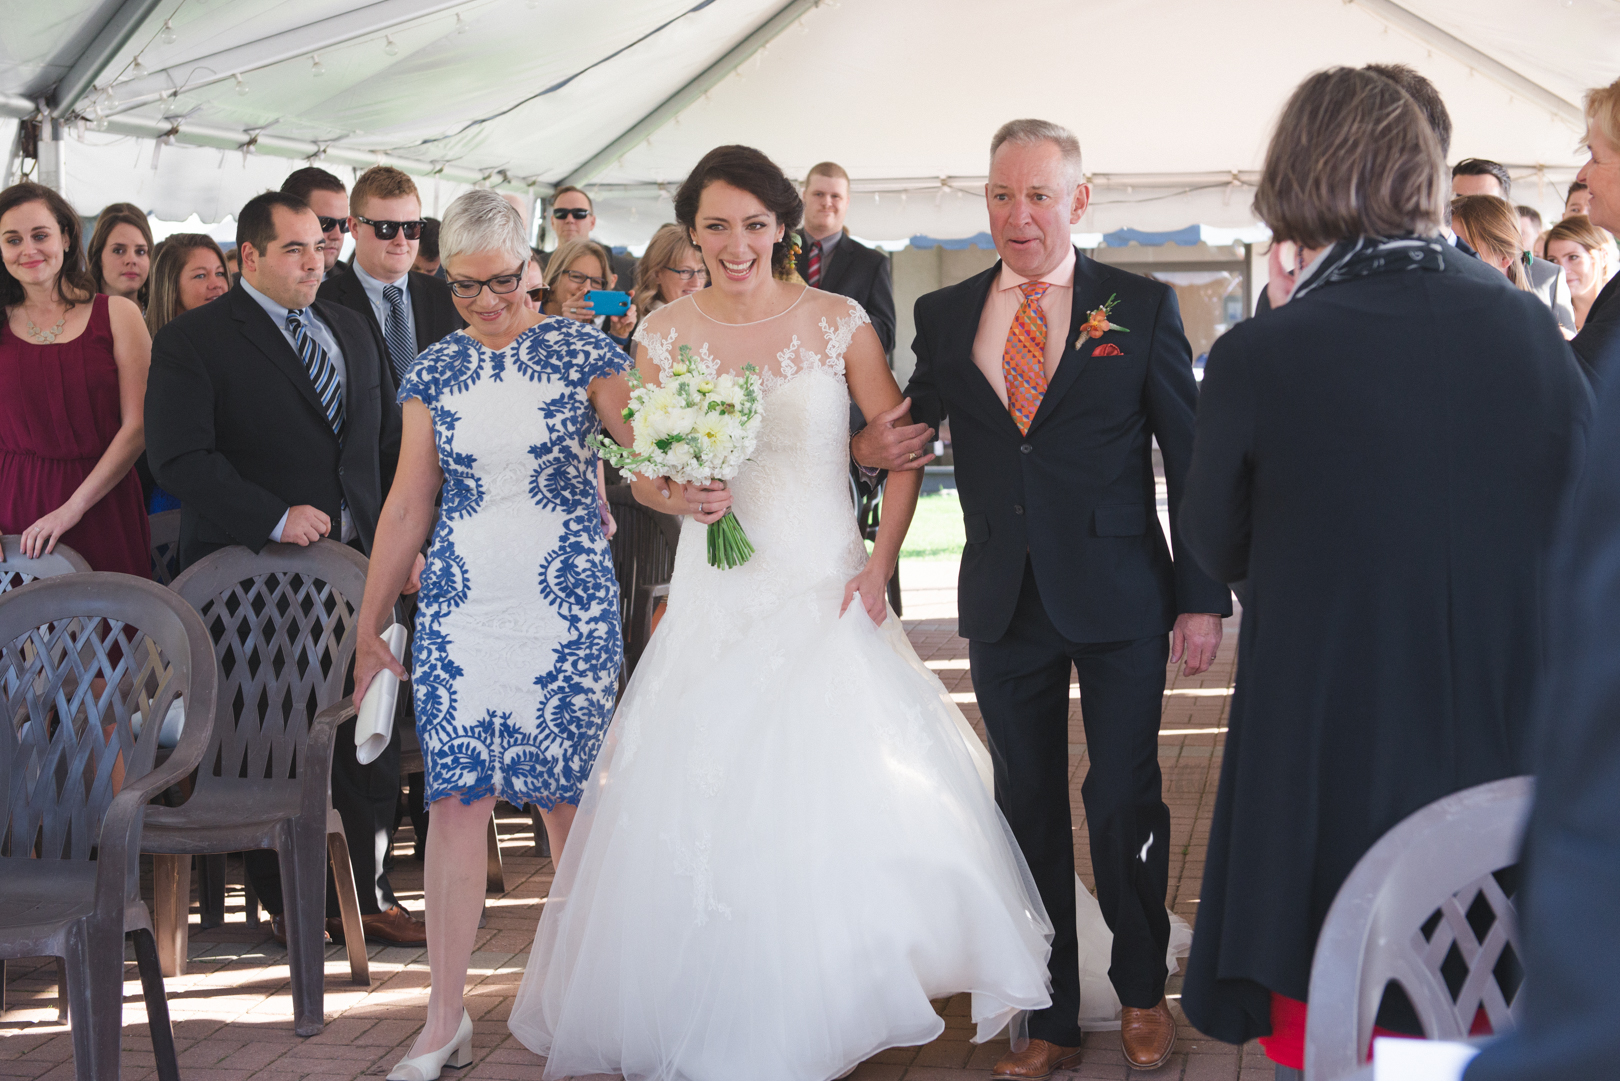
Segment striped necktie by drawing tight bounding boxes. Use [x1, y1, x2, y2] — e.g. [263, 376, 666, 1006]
[383, 283, 414, 382]
[1002, 281, 1050, 435]
[807, 241, 821, 288]
[286, 309, 345, 440]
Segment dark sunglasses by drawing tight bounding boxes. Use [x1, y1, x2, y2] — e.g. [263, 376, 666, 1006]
[448, 265, 526, 299]
[664, 265, 708, 281]
[527, 285, 546, 303]
[552, 207, 591, 221]
[317, 216, 350, 234]
[355, 216, 425, 240]
[561, 268, 607, 290]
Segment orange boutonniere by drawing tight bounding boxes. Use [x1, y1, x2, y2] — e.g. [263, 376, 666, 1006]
[1076, 292, 1129, 348]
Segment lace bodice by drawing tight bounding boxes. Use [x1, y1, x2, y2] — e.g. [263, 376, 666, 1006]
[629, 289, 874, 638]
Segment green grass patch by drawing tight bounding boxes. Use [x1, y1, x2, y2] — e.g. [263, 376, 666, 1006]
[864, 490, 965, 560]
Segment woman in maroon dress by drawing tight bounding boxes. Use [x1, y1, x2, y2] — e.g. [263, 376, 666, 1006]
[0, 182, 151, 575]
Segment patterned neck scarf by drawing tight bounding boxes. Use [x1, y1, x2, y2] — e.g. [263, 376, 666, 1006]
[1290, 235, 1449, 301]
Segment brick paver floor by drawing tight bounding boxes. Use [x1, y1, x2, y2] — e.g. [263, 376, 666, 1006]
[1, 577, 1272, 1081]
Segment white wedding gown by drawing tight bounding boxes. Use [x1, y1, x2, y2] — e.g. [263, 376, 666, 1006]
[507, 289, 1183, 1081]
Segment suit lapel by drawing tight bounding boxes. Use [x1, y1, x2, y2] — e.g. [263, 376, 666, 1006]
[314, 298, 364, 425]
[820, 234, 849, 293]
[949, 263, 1024, 437]
[230, 286, 331, 424]
[1028, 248, 1112, 433]
[407, 272, 432, 351]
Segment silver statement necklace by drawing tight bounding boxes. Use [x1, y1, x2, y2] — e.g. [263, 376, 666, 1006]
[22, 308, 67, 344]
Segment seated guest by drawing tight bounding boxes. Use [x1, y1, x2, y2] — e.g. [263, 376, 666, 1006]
[1566, 179, 1591, 219]
[1566, 79, 1620, 390]
[1517, 203, 1544, 253]
[281, 166, 350, 279]
[631, 222, 707, 323]
[522, 248, 545, 313]
[1179, 67, 1590, 1080]
[542, 238, 636, 346]
[224, 246, 240, 283]
[539, 184, 635, 288]
[139, 233, 231, 512]
[794, 161, 897, 355]
[0, 182, 152, 573]
[145, 189, 425, 948]
[413, 217, 445, 278]
[319, 166, 463, 381]
[349, 189, 634, 1080]
[89, 202, 153, 310]
[1452, 158, 1575, 330]
[1450, 194, 1535, 289]
[1546, 216, 1614, 333]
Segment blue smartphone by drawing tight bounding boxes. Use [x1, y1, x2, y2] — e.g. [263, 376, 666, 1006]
[586, 289, 631, 317]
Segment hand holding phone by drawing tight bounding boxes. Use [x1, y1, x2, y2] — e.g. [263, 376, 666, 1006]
[586, 289, 632, 318]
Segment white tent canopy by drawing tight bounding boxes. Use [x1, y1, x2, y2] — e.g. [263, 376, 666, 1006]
[2, 0, 1610, 245]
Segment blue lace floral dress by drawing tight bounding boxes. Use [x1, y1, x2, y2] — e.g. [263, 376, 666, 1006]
[399, 318, 631, 808]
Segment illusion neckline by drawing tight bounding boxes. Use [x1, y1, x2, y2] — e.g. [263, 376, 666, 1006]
[688, 285, 809, 328]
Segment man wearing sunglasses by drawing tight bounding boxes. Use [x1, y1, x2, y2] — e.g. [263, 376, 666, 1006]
[537, 184, 636, 290]
[282, 166, 350, 278]
[318, 166, 463, 385]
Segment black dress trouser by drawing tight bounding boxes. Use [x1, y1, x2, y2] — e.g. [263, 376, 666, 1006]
[244, 716, 403, 917]
[969, 559, 1172, 1046]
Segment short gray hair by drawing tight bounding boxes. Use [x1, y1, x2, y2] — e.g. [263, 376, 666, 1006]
[440, 189, 529, 271]
[989, 119, 1084, 190]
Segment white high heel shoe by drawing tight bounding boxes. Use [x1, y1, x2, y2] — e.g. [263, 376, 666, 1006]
[387, 1010, 473, 1081]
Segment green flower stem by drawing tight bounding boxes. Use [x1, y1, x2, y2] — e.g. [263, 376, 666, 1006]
[705, 510, 755, 569]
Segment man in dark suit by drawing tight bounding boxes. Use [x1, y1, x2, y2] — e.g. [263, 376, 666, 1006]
[1451, 157, 1575, 331]
[537, 184, 636, 290]
[281, 166, 350, 280]
[146, 190, 426, 947]
[793, 161, 897, 356]
[854, 120, 1231, 1078]
[319, 165, 464, 381]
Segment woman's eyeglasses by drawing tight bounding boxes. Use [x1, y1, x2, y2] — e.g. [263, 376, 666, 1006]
[355, 216, 426, 240]
[663, 265, 709, 282]
[447, 266, 526, 299]
[316, 216, 350, 234]
[552, 207, 591, 221]
[561, 268, 607, 289]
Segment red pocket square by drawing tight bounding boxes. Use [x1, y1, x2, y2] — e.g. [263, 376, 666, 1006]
[1091, 342, 1124, 357]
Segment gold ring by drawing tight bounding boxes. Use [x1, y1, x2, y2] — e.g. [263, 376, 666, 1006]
[908, 451, 918, 461]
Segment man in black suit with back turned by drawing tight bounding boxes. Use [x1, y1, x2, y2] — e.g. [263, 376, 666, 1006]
[854, 119, 1231, 1078]
[145, 190, 427, 947]
[319, 165, 463, 380]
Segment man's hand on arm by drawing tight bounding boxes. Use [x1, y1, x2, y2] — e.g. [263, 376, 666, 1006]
[850, 396, 937, 473]
[275, 505, 332, 546]
[1170, 612, 1224, 677]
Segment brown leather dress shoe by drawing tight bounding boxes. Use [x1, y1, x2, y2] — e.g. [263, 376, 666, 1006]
[268, 914, 330, 946]
[356, 904, 427, 946]
[992, 1039, 1082, 1080]
[1120, 997, 1176, 1070]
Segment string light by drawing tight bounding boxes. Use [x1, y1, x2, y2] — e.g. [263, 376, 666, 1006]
[385, 35, 399, 56]
[160, 20, 177, 45]
[234, 73, 248, 95]
[312, 54, 326, 76]
[455, 13, 469, 33]
[131, 56, 148, 78]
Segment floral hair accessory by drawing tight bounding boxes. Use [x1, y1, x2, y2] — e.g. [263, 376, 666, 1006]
[1076, 292, 1130, 348]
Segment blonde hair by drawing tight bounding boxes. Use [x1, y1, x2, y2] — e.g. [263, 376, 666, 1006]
[1450, 195, 1531, 290]
[633, 223, 701, 319]
[145, 234, 228, 336]
[350, 165, 420, 217]
[543, 239, 614, 315]
[1586, 75, 1620, 150]
[1255, 67, 1445, 248]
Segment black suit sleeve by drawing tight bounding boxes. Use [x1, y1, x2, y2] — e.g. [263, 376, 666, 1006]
[1180, 325, 1255, 587]
[866, 252, 897, 356]
[902, 295, 946, 433]
[1141, 286, 1233, 615]
[145, 324, 288, 548]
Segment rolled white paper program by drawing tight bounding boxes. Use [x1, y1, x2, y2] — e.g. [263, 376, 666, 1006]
[355, 623, 408, 765]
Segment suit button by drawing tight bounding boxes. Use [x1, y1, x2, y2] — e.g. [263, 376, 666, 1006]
[1020, 443, 1032, 454]
[1013, 504, 1024, 515]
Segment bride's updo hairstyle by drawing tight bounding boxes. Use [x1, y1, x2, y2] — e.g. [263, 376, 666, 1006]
[674, 145, 804, 280]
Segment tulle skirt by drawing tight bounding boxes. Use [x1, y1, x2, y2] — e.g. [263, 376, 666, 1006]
[508, 577, 1055, 1081]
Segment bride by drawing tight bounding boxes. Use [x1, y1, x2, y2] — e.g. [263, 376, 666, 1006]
[509, 145, 1077, 1081]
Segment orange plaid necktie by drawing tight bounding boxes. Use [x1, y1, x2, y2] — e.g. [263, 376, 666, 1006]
[1002, 281, 1051, 434]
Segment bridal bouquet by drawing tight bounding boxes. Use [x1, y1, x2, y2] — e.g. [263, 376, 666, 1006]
[591, 346, 763, 569]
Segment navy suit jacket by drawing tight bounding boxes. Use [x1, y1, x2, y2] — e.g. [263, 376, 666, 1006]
[905, 247, 1230, 643]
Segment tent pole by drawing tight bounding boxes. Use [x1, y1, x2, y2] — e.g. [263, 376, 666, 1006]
[1344, 0, 1583, 128]
[51, 0, 167, 116]
[558, 0, 825, 190]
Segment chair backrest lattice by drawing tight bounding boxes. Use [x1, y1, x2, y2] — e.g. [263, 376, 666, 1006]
[170, 542, 367, 789]
[1305, 776, 1533, 1081]
[148, 510, 182, 586]
[0, 575, 209, 870]
[605, 485, 679, 674]
[0, 536, 92, 595]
